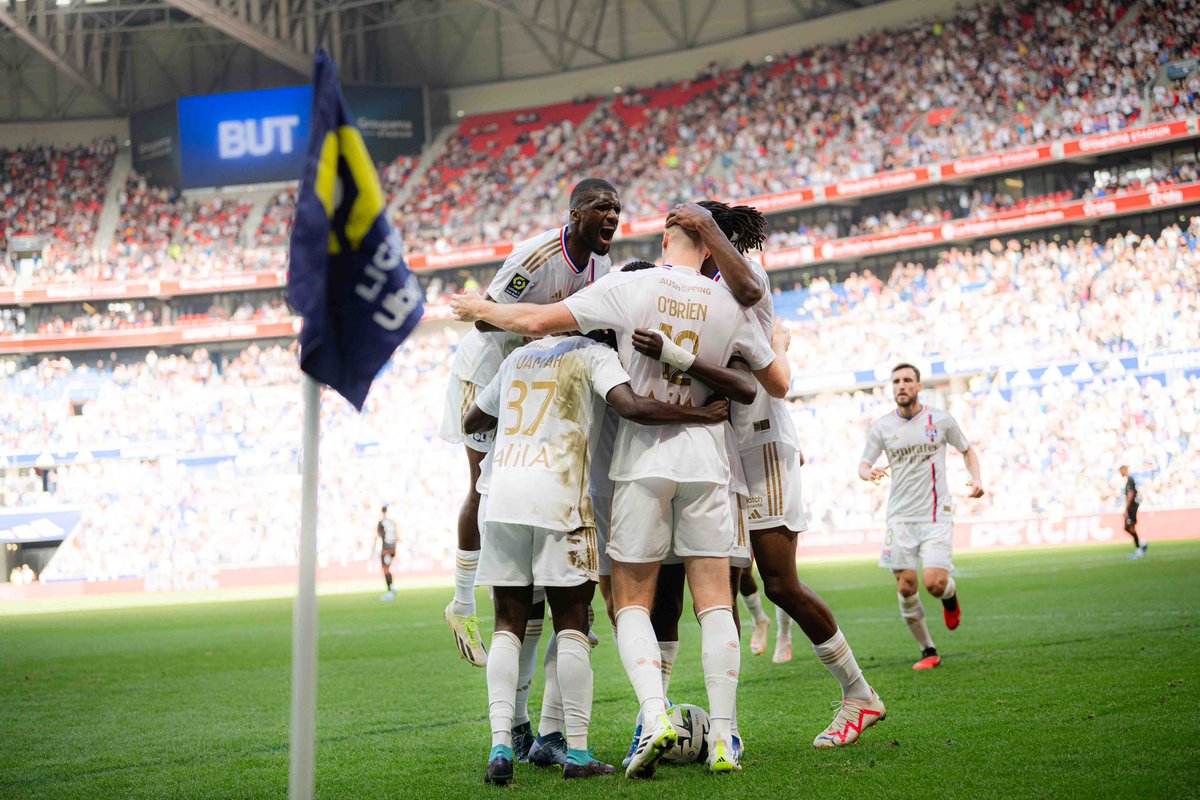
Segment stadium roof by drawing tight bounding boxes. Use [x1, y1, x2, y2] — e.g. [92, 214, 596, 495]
[0, 0, 887, 123]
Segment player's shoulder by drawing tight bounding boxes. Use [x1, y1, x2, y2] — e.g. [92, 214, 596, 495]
[930, 406, 959, 425]
[869, 410, 896, 430]
[508, 227, 563, 272]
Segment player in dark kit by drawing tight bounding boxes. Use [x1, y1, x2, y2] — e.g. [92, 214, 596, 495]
[1119, 466, 1148, 559]
[377, 506, 399, 600]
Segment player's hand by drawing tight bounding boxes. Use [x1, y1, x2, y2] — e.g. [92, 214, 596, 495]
[449, 292, 484, 321]
[866, 467, 889, 484]
[632, 328, 665, 360]
[966, 482, 986, 499]
[771, 318, 792, 353]
[701, 399, 730, 424]
[665, 202, 715, 232]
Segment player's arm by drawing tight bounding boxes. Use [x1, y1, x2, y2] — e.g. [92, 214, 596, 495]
[751, 319, 792, 399]
[463, 404, 497, 435]
[858, 425, 888, 483]
[451, 292, 578, 337]
[666, 202, 764, 306]
[605, 383, 729, 426]
[631, 328, 757, 404]
[962, 446, 985, 498]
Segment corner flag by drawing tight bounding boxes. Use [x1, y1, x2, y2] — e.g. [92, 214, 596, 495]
[285, 51, 424, 800]
[288, 49, 423, 410]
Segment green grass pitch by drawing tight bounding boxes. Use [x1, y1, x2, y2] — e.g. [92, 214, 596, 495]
[2, 541, 1198, 799]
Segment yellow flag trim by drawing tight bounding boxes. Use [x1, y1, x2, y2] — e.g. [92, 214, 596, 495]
[313, 125, 387, 256]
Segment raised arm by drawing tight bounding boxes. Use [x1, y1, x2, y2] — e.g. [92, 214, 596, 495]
[605, 383, 729, 426]
[451, 292, 578, 337]
[631, 328, 757, 404]
[667, 202, 764, 307]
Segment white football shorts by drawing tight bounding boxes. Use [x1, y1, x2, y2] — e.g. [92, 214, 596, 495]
[609, 478, 732, 563]
[879, 520, 955, 572]
[742, 442, 808, 533]
[476, 521, 599, 588]
[591, 491, 613, 578]
[439, 376, 493, 453]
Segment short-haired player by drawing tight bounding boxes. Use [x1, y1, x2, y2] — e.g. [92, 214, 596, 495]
[665, 200, 886, 747]
[859, 363, 985, 670]
[438, 178, 621, 669]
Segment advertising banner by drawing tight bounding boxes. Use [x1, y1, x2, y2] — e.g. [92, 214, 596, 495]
[177, 86, 312, 189]
[343, 85, 426, 161]
[130, 102, 182, 189]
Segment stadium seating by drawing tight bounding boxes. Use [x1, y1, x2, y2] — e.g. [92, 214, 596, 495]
[6, 221, 1197, 582]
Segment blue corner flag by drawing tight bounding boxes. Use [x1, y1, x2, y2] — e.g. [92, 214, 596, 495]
[287, 50, 424, 410]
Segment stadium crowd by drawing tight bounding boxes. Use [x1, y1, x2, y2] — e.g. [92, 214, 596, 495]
[4, 219, 1198, 583]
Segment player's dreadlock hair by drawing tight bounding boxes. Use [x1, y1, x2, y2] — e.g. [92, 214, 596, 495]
[697, 200, 767, 254]
[569, 177, 617, 209]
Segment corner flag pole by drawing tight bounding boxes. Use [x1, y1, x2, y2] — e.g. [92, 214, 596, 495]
[288, 373, 321, 800]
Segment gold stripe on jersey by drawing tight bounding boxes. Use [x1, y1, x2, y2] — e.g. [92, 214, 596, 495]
[520, 239, 560, 274]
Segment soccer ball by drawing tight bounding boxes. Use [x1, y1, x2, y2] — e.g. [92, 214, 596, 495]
[663, 704, 710, 764]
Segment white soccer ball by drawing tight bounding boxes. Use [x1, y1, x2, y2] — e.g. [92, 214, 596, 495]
[663, 703, 710, 764]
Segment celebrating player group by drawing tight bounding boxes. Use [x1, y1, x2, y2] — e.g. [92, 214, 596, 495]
[440, 177, 985, 783]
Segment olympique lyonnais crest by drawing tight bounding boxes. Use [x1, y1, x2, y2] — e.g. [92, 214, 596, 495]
[925, 415, 938, 444]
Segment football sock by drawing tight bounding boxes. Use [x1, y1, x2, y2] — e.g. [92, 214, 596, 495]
[615, 606, 667, 720]
[742, 591, 769, 625]
[899, 592, 935, 650]
[557, 630, 594, 751]
[940, 576, 958, 611]
[813, 628, 873, 701]
[658, 640, 679, 696]
[452, 549, 479, 616]
[537, 632, 563, 736]
[384, 572, 392, 591]
[776, 605, 793, 643]
[513, 617, 543, 726]
[697, 605, 739, 743]
[487, 631, 521, 749]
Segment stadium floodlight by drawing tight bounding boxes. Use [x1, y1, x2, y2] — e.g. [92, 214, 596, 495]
[54, 0, 70, 6]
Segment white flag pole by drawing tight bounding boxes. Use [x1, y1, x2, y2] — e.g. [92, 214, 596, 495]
[289, 373, 321, 800]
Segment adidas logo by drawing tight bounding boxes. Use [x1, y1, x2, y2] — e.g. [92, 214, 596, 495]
[748, 510, 762, 520]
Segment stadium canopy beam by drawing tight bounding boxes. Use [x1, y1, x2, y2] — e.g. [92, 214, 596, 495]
[471, 0, 619, 65]
[159, 0, 312, 75]
[0, 7, 124, 116]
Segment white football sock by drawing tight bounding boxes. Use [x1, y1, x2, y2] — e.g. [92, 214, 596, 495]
[487, 631, 521, 748]
[513, 617, 543, 726]
[940, 576, 957, 600]
[557, 630, 594, 751]
[899, 592, 934, 650]
[615, 606, 666, 720]
[659, 640, 680, 696]
[698, 605, 739, 743]
[742, 590, 769, 625]
[537, 631, 563, 736]
[776, 605, 793, 643]
[813, 628, 873, 701]
[453, 549, 479, 615]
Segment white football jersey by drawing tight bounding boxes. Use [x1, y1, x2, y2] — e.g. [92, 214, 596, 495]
[457, 227, 612, 387]
[861, 404, 971, 523]
[564, 265, 775, 484]
[589, 405, 619, 499]
[476, 335, 630, 532]
[716, 261, 801, 453]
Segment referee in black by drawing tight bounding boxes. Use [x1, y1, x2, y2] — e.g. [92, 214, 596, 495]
[1119, 466, 1148, 559]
